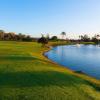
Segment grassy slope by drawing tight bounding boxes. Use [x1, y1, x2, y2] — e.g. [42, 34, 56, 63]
[0, 41, 100, 100]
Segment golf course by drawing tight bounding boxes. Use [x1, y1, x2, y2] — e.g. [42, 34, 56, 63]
[0, 41, 100, 100]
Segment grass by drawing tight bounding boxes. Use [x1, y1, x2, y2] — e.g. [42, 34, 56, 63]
[0, 41, 100, 100]
[80, 42, 96, 45]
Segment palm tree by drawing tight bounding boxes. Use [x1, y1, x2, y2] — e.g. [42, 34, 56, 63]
[79, 35, 82, 40]
[46, 33, 50, 40]
[61, 32, 66, 40]
[96, 34, 100, 44]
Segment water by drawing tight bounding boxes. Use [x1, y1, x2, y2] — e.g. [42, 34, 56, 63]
[45, 45, 100, 79]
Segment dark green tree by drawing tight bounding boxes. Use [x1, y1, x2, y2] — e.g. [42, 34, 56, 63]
[38, 35, 48, 47]
[51, 36, 58, 41]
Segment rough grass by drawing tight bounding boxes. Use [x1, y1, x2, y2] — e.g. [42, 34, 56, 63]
[0, 41, 100, 100]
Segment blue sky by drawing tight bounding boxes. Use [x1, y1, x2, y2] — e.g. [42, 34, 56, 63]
[0, 0, 100, 38]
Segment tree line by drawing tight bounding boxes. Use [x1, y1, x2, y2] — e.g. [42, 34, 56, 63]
[79, 34, 100, 44]
[0, 29, 100, 44]
[38, 33, 100, 46]
[0, 30, 67, 42]
[0, 30, 34, 42]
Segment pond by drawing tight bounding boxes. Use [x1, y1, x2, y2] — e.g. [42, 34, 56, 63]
[45, 45, 100, 79]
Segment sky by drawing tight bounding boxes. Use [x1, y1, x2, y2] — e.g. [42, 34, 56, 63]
[0, 0, 100, 39]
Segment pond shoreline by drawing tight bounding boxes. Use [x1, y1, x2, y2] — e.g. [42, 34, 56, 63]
[43, 42, 100, 85]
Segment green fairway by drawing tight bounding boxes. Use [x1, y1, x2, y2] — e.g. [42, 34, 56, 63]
[0, 41, 100, 100]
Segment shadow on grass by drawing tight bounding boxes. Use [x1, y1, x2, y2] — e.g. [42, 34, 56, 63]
[0, 71, 99, 91]
[0, 56, 51, 63]
[0, 56, 35, 61]
[0, 71, 84, 87]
